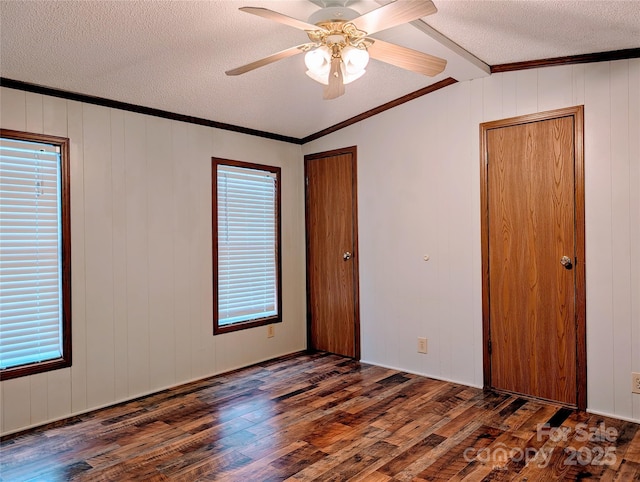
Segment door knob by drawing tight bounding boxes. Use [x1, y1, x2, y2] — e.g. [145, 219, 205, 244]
[343, 251, 352, 260]
[560, 256, 572, 270]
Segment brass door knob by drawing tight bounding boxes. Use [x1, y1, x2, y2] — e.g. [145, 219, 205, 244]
[560, 256, 572, 270]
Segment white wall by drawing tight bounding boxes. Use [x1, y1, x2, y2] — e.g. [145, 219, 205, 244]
[0, 87, 307, 435]
[303, 59, 640, 422]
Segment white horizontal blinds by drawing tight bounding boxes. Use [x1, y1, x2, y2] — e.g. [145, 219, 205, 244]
[0, 137, 63, 370]
[217, 164, 278, 326]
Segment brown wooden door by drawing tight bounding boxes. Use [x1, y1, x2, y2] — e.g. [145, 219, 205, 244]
[305, 147, 360, 358]
[480, 106, 586, 408]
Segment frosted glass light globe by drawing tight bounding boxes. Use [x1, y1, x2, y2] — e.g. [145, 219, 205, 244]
[304, 46, 331, 72]
[342, 46, 369, 75]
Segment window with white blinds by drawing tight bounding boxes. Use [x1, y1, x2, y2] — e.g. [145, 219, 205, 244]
[0, 131, 71, 379]
[213, 159, 281, 333]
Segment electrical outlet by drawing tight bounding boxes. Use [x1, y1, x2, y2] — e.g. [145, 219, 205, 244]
[267, 325, 275, 338]
[418, 337, 427, 354]
[632, 372, 640, 394]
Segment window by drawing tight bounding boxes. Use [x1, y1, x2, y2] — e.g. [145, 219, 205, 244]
[212, 158, 282, 334]
[0, 129, 71, 380]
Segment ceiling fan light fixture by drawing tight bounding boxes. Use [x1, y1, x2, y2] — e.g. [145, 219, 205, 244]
[305, 46, 332, 84]
[304, 45, 331, 71]
[305, 68, 330, 85]
[342, 67, 366, 84]
[341, 45, 369, 75]
[306, 63, 366, 86]
[305, 44, 369, 86]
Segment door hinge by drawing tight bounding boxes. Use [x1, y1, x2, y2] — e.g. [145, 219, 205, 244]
[305, 176, 309, 186]
[488, 339, 492, 354]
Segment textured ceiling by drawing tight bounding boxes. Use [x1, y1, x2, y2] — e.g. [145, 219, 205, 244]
[429, 0, 640, 65]
[0, 0, 638, 140]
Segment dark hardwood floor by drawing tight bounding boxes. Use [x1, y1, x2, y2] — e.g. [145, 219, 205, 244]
[1, 352, 639, 481]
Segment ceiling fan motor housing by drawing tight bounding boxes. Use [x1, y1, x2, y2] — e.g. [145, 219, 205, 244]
[308, 6, 360, 25]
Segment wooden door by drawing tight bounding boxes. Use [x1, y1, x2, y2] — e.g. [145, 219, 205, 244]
[480, 106, 586, 409]
[305, 147, 360, 358]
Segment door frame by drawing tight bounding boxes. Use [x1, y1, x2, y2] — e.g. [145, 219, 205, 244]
[304, 146, 361, 359]
[479, 106, 586, 409]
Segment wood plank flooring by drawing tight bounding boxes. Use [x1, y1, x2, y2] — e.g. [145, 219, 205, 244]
[1, 352, 639, 481]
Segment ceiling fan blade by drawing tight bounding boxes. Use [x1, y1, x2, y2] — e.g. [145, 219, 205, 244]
[324, 57, 345, 100]
[367, 38, 446, 76]
[239, 7, 327, 33]
[350, 0, 437, 36]
[225, 43, 314, 76]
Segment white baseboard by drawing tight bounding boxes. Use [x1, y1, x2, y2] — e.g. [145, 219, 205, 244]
[359, 358, 483, 389]
[586, 408, 640, 424]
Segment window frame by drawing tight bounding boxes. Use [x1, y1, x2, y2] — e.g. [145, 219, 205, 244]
[212, 157, 282, 335]
[0, 128, 72, 380]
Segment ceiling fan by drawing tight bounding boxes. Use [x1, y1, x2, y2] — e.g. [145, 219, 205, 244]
[225, 0, 447, 100]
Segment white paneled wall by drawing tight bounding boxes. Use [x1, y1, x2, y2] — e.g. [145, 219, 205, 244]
[0, 87, 307, 435]
[303, 59, 640, 422]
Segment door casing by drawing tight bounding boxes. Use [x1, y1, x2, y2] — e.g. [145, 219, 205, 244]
[480, 106, 586, 409]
